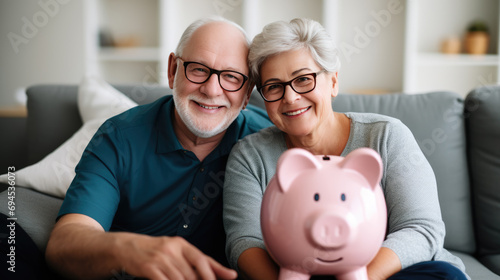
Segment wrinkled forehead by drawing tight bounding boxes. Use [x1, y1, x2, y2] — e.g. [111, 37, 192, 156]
[182, 22, 250, 74]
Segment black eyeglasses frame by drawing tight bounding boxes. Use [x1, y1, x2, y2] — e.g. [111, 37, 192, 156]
[257, 70, 326, 102]
[179, 59, 249, 92]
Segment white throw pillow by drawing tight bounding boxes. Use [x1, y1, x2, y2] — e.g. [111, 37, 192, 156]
[78, 75, 137, 123]
[0, 76, 137, 198]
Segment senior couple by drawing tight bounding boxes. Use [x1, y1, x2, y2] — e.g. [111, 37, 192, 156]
[45, 16, 468, 280]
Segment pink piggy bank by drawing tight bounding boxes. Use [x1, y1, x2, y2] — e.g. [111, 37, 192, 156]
[261, 148, 387, 280]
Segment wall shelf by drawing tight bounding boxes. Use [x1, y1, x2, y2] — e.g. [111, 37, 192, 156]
[84, 0, 339, 87]
[416, 53, 500, 66]
[84, 0, 500, 97]
[404, 0, 500, 97]
[99, 47, 161, 62]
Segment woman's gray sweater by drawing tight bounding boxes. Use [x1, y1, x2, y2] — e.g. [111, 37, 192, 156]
[222, 112, 467, 277]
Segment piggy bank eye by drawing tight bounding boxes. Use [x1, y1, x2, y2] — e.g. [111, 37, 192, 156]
[314, 193, 320, 201]
[341, 193, 346, 202]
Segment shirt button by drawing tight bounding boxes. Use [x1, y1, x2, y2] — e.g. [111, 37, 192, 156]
[200, 167, 205, 172]
[192, 196, 197, 201]
[183, 224, 188, 229]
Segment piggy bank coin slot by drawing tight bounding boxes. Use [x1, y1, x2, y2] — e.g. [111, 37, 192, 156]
[322, 155, 330, 161]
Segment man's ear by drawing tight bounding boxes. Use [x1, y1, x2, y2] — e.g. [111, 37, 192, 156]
[167, 52, 178, 90]
[331, 72, 339, 98]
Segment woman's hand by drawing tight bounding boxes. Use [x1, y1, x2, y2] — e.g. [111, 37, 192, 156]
[238, 247, 279, 280]
[367, 247, 401, 280]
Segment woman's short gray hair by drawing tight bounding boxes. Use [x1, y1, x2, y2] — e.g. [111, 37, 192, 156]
[175, 16, 250, 57]
[248, 18, 341, 86]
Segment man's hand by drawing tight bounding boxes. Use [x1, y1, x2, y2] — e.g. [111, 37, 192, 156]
[46, 214, 237, 280]
[116, 235, 237, 280]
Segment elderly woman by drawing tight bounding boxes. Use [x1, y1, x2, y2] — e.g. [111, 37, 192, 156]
[222, 18, 469, 280]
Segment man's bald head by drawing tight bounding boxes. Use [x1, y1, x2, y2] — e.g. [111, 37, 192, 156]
[175, 17, 249, 58]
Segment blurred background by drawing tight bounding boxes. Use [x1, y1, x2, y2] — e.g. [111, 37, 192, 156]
[1, 0, 499, 112]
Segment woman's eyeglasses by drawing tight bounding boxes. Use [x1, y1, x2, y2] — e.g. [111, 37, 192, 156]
[257, 71, 326, 102]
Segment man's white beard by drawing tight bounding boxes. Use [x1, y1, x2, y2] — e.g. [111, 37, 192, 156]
[172, 85, 245, 138]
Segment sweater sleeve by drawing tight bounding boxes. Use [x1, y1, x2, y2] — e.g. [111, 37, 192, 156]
[380, 120, 446, 269]
[222, 128, 285, 270]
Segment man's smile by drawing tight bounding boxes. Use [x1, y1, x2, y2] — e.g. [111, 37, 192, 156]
[195, 101, 224, 110]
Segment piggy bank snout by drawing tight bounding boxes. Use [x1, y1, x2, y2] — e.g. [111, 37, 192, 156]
[309, 212, 352, 248]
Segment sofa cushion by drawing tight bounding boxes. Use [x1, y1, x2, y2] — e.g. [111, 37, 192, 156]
[78, 76, 137, 123]
[26, 85, 82, 165]
[452, 251, 500, 280]
[0, 119, 113, 197]
[465, 86, 500, 275]
[333, 92, 475, 254]
[25, 84, 170, 165]
[0, 77, 138, 197]
[113, 84, 170, 105]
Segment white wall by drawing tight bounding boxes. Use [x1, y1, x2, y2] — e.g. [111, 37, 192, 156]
[162, 0, 406, 94]
[0, 0, 86, 109]
[0, 0, 407, 109]
[337, 0, 406, 94]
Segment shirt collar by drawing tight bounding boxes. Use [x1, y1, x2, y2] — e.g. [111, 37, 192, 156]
[156, 97, 183, 154]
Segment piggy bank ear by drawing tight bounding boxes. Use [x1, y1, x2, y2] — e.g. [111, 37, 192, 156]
[276, 148, 321, 193]
[340, 148, 383, 189]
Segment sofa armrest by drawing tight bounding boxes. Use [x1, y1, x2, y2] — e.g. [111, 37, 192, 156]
[0, 187, 63, 253]
[0, 117, 27, 188]
[465, 86, 500, 275]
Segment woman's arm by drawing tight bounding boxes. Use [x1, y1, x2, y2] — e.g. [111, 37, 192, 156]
[223, 141, 269, 270]
[223, 130, 285, 275]
[381, 120, 445, 269]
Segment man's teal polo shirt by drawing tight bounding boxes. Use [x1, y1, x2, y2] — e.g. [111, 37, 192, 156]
[58, 95, 272, 265]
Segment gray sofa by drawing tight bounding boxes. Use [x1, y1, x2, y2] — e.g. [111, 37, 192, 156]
[0, 84, 499, 279]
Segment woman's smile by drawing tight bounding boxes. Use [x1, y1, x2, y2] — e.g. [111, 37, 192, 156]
[282, 106, 311, 117]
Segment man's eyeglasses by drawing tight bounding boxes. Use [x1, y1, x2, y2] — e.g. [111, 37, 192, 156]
[179, 59, 248, 92]
[257, 71, 326, 102]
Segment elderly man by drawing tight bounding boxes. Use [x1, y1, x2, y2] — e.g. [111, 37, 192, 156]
[45, 17, 271, 280]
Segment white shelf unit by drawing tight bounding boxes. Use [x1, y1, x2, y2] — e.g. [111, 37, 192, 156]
[403, 0, 500, 97]
[84, 0, 339, 87]
[99, 47, 161, 62]
[83, 0, 499, 96]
